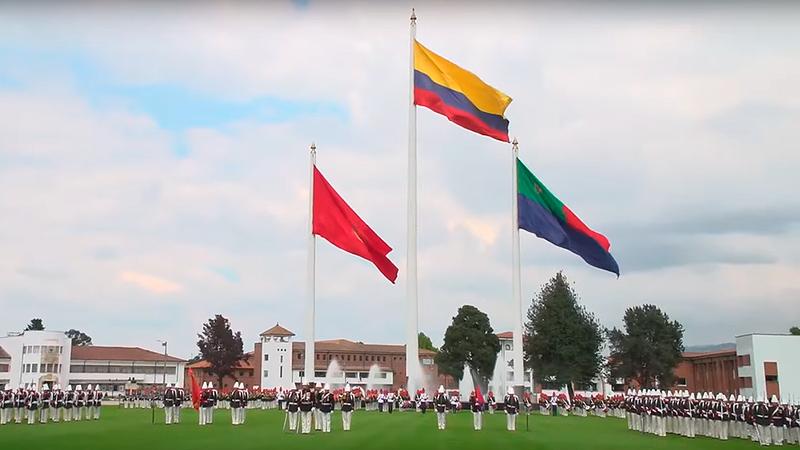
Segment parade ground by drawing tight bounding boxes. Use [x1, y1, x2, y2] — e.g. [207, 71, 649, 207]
[2, 408, 766, 450]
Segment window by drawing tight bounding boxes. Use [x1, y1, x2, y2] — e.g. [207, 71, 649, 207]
[507, 372, 514, 382]
[737, 354, 751, 367]
[24, 364, 30, 373]
[739, 377, 753, 388]
[279, 367, 283, 378]
[676, 377, 687, 386]
[298, 371, 305, 378]
[239, 371, 245, 377]
[31, 364, 38, 373]
[316, 354, 320, 360]
[280, 355, 284, 363]
[765, 375, 778, 382]
[359, 355, 363, 361]
[22, 346, 27, 354]
[382, 356, 386, 362]
[33, 346, 40, 353]
[315, 371, 326, 378]
[347, 355, 351, 361]
[0, 364, 9, 372]
[265, 354, 269, 362]
[376, 372, 387, 379]
[505, 344, 511, 351]
[422, 358, 433, 365]
[359, 372, 369, 378]
[345, 372, 357, 378]
[263, 370, 269, 377]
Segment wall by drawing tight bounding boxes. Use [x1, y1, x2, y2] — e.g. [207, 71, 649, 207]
[738, 334, 800, 401]
[0, 330, 71, 388]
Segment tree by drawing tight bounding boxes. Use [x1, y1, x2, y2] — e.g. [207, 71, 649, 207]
[524, 272, 604, 397]
[418, 332, 438, 352]
[435, 305, 500, 392]
[25, 318, 45, 331]
[790, 326, 800, 336]
[608, 304, 684, 388]
[65, 329, 93, 346]
[196, 315, 245, 388]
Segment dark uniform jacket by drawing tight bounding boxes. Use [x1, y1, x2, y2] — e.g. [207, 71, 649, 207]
[287, 391, 299, 413]
[504, 394, 519, 415]
[434, 393, 448, 413]
[163, 388, 176, 408]
[469, 394, 482, 413]
[754, 403, 770, 426]
[320, 392, 333, 413]
[299, 390, 314, 412]
[340, 393, 355, 412]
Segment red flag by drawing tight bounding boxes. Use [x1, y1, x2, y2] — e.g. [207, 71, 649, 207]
[313, 166, 399, 283]
[475, 385, 485, 405]
[188, 368, 201, 411]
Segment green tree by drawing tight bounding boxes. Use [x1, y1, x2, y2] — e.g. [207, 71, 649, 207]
[789, 326, 800, 336]
[608, 304, 684, 388]
[524, 272, 604, 397]
[65, 329, 93, 346]
[196, 315, 245, 388]
[418, 332, 438, 352]
[435, 305, 500, 392]
[25, 318, 45, 331]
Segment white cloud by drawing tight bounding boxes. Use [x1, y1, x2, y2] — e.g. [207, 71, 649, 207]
[118, 270, 183, 295]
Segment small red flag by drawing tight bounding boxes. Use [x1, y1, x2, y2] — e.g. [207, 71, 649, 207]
[313, 166, 399, 283]
[475, 385, 485, 405]
[188, 368, 201, 411]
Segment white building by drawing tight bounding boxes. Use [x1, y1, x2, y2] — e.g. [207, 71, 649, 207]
[0, 330, 185, 394]
[494, 332, 533, 394]
[0, 330, 71, 388]
[736, 333, 800, 401]
[258, 324, 294, 390]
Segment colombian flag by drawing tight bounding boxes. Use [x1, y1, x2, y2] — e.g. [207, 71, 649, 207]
[517, 158, 619, 276]
[414, 40, 511, 142]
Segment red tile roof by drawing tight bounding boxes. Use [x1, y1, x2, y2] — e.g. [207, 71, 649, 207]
[682, 349, 737, 360]
[187, 352, 255, 370]
[71, 346, 185, 363]
[496, 331, 513, 339]
[0, 345, 10, 359]
[260, 323, 295, 337]
[292, 340, 437, 356]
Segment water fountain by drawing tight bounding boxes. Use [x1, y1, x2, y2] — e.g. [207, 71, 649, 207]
[325, 359, 344, 387]
[458, 363, 475, 395]
[488, 355, 506, 396]
[366, 363, 381, 391]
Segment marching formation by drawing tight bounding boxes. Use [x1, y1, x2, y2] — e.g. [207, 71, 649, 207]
[0, 383, 103, 425]
[624, 389, 800, 446]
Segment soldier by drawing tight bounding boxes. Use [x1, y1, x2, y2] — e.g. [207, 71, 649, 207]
[25, 384, 39, 425]
[85, 384, 96, 421]
[51, 385, 63, 423]
[175, 383, 185, 424]
[299, 381, 314, 434]
[163, 382, 176, 425]
[754, 396, 771, 445]
[469, 389, 483, 431]
[340, 384, 355, 431]
[769, 395, 784, 445]
[377, 391, 385, 413]
[287, 386, 300, 432]
[39, 384, 51, 423]
[790, 401, 800, 445]
[64, 385, 74, 422]
[319, 384, 333, 433]
[277, 388, 285, 411]
[783, 401, 795, 445]
[209, 382, 219, 424]
[230, 382, 242, 425]
[199, 382, 210, 425]
[504, 387, 519, 431]
[1, 385, 11, 425]
[486, 391, 496, 415]
[92, 384, 103, 420]
[434, 385, 448, 430]
[387, 390, 396, 414]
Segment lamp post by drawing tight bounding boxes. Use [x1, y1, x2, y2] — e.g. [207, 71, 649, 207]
[157, 340, 167, 387]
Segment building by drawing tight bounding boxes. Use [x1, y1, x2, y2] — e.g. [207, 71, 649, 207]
[736, 333, 800, 401]
[0, 330, 185, 394]
[668, 333, 800, 400]
[187, 323, 451, 392]
[494, 332, 533, 394]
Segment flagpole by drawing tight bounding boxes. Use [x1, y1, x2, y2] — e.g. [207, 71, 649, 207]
[511, 138, 524, 392]
[305, 142, 317, 385]
[405, 8, 419, 393]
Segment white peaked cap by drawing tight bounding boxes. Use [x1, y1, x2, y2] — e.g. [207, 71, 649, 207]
[19, 384, 25, 389]
[508, 387, 514, 395]
[438, 385, 445, 394]
[253, 385, 259, 390]
[76, 385, 82, 391]
[233, 382, 239, 389]
[95, 385, 100, 391]
[31, 384, 38, 391]
[748, 396, 754, 402]
[4, 384, 10, 391]
[43, 384, 50, 391]
[345, 384, 351, 392]
[771, 395, 778, 403]
[717, 393, 725, 400]
[737, 395, 744, 402]
[67, 385, 72, 392]
[324, 384, 331, 391]
[201, 382, 207, 389]
[209, 382, 214, 389]
[689, 393, 695, 400]
[729, 395, 735, 401]
[86, 384, 93, 390]
[667, 390, 673, 397]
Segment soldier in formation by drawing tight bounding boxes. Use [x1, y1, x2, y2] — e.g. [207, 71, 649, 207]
[504, 387, 520, 431]
[340, 384, 355, 431]
[434, 385, 448, 430]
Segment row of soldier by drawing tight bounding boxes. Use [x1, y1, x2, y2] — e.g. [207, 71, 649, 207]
[0, 383, 103, 425]
[624, 389, 800, 446]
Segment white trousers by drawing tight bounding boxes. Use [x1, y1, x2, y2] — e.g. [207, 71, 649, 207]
[165, 406, 174, 424]
[94, 406, 101, 420]
[1, 408, 9, 424]
[314, 408, 322, 430]
[436, 412, 446, 430]
[757, 424, 772, 446]
[27, 409, 36, 424]
[341, 411, 352, 431]
[288, 412, 298, 430]
[507, 413, 517, 431]
[321, 412, 331, 432]
[473, 411, 482, 430]
[301, 411, 312, 434]
[174, 406, 181, 423]
[199, 407, 208, 425]
[771, 425, 784, 445]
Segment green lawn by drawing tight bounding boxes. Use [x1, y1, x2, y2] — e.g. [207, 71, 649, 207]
[1, 407, 764, 450]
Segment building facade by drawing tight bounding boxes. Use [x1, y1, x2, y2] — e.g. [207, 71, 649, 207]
[736, 333, 800, 401]
[0, 330, 185, 394]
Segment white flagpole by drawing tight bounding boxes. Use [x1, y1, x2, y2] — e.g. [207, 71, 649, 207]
[511, 138, 524, 391]
[305, 142, 317, 384]
[405, 9, 419, 393]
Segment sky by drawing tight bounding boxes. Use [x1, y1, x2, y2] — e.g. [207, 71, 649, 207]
[1, 1, 799, 359]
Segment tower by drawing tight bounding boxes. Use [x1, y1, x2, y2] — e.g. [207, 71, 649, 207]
[258, 323, 294, 390]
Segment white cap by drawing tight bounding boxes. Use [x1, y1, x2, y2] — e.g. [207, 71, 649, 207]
[729, 394, 735, 401]
[43, 384, 50, 391]
[345, 384, 351, 393]
[507, 387, 514, 395]
[87, 384, 93, 390]
[202, 382, 208, 389]
[66, 385, 72, 392]
[95, 385, 100, 391]
[324, 384, 331, 391]
[689, 393, 695, 400]
[208, 382, 214, 389]
[748, 396, 754, 403]
[76, 385, 82, 391]
[771, 395, 778, 403]
[438, 385, 445, 394]
[31, 384, 38, 392]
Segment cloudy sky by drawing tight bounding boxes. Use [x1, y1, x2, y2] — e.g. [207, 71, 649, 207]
[1, 1, 799, 358]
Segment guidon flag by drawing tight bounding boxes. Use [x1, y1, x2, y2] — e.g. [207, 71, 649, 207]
[413, 40, 512, 142]
[313, 166, 399, 283]
[516, 158, 619, 276]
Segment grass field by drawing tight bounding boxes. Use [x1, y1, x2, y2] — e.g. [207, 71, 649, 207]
[1, 407, 766, 450]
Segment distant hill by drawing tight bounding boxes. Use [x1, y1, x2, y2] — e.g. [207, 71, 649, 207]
[685, 343, 736, 353]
